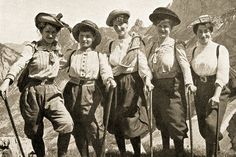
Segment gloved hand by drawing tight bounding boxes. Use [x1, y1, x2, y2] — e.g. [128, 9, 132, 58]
[209, 96, 220, 104]
[145, 77, 154, 92]
[105, 78, 117, 91]
[0, 79, 10, 99]
[186, 83, 197, 93]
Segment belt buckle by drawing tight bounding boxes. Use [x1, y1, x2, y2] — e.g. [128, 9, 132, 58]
[41, 79, 48, 85]
[78, 80, 85, 86]
[200, 76, 207, 83]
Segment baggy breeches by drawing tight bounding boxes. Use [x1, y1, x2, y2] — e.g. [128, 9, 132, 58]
[63, 81, 104, 142]
[20, 82, 73, 139]
[152, 74, 188, 140]
[194, 75, 229, 143]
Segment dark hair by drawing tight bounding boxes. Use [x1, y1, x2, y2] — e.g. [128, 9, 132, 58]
[112, 15, 129, 26]
[153, 17, 174, 29]
[37, 22, 61, 33]
[79, 26, 96, 37]
[193, 22, 213, 34]
[78, 26, 97, 49]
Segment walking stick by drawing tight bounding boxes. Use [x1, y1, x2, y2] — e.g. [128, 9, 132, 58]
[0, 93, 26, 157]
[148, 91, 153, 157]
[101, 86, 114, 157]
[215, 102, 220, 157]
[144, 89, 153, 157]
[187, 90, 194, 157]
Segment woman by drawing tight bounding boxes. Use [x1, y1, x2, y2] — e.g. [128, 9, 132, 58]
[62, 20, 116, 157]
[190, 15, 230, 157]
[0, 12, 73, 157]
[147, 7, 196, 157]
[105, 9, 153, 157]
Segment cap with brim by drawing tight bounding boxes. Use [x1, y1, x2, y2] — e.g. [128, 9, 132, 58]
[72, 20, 101, 47]
[35, 12, 65, 29]
[106, 9, 130, 26]
[189, 15, 213, 27]
[149, 7, 181, 26]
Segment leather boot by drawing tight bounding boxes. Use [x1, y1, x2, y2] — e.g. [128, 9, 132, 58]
[92, 138, 104, 157]
[115, 134, 126, 157]
[130, 136, 141, 157]
[74, 135, 89, 157]
[31, 136, 45, 157]
[206, 141, 217, 157]
[174, 139, 185, 157]
[161, 130, 170, 151]
[57, 133, 71, 157]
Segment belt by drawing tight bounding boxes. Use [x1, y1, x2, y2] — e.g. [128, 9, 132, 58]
[195, 75, 216, 83]
[28, 78, 55, 85]
[69, 78, 95, 86]
[153, 71, 179, 80]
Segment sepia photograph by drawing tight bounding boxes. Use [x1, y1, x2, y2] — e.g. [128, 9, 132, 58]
[0, 0, 236, 156]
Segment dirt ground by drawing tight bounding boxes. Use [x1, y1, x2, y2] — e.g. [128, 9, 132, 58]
[46, 99, 236, 157]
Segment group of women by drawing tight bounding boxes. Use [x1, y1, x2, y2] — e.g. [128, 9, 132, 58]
[0, 6, 231, 157]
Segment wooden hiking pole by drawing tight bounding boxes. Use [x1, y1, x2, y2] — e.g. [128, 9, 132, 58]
[215, 102, 220, 157]
[101, 86, 114, 157]
[144, 89, 153, 157]
[148, 90, 153, 157]
[1, 94, 26, 157]
[187, 90, 194, 157]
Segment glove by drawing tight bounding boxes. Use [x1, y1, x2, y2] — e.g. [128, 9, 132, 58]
[186, 84, 197, 93]
[105, 78, 117, 91]
[145, 77, 154, 92]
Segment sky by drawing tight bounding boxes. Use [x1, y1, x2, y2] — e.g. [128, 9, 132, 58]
[0, 0, 172, 44]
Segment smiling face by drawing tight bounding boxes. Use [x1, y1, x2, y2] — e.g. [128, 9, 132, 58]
[78, 31, 95, 49]
[113, 21, 128, 38]
[155, 19, 172, 39]
[196, 24, 212, 45]
[40, 24, 59, 44]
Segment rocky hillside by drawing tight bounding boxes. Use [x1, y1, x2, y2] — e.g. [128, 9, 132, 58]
[0, 44, 20, 83]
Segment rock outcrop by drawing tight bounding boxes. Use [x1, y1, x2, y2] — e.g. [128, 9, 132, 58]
[0, 44, 20, 83]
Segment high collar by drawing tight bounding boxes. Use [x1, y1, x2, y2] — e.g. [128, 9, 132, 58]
[197, 40, 213, 49]
[35, 40, 61, 52]
[158, 37, 175, 47]
[78, 47, 93, 54]
[117, 34, 132, 42]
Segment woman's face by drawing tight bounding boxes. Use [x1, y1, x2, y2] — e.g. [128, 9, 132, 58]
[41, 24, 59, 44]
[78, 31, 95, 49]
[196, 25, 212, 45]
[156, 20, 172, 39]
[113, 22, 128, 37]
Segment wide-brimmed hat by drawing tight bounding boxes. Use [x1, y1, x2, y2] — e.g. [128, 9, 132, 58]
[149, 7, 181, 26]
[106, 9, 130, 26]
[35, 12, 65, 29]
[72, 20, 101, 47]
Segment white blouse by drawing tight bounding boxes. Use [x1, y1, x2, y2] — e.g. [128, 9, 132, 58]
[61, 48, 113, 85]
[148, 37, 193, 85]
[6, 41, 62, 81]
[191, 41, 229, 87]
[109, 36, 131, 67]
[108, 35, 152, 80]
